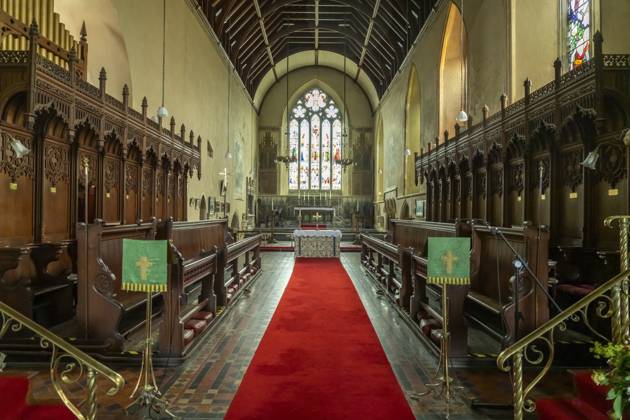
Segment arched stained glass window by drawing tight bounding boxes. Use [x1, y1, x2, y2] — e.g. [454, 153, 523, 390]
[288, 88, 342, 191]
[567, 0, 591, 70]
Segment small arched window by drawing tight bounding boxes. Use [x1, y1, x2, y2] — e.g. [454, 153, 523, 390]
[567, 0, 591, 69]
[288, 88, 342, 191]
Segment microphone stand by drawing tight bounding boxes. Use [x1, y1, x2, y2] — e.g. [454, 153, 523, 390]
[463, 218, 562, 411]
[464, 218, 562, 314]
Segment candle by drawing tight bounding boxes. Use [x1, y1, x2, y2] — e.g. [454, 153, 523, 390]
[271, 198, 274, 211]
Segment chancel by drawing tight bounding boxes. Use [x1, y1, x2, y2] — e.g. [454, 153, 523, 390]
[0, 1, 629, 419]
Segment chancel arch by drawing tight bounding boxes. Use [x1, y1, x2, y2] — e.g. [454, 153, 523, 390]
[404, 65, 421, 195]
[439, 2, 467, 139]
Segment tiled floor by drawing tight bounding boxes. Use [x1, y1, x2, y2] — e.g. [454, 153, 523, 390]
[6, 252, 552, 419]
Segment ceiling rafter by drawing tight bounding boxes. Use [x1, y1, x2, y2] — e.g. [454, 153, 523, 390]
[253, 0, 278, 81]
[197, 0, 438, 98]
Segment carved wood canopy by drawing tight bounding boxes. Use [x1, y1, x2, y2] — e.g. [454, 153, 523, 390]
[196, 0, 438, 97]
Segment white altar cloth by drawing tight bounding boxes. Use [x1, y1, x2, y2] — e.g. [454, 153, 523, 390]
[293, 229, 342, 258]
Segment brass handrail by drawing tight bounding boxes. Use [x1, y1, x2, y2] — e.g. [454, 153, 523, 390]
[497, 215, 630, 419]
[496, 268, 630, 419]
[0, 300, 125, 420]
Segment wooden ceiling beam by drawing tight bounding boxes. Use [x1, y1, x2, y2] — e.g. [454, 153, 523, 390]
[253, 0, 278, 82]
[354, 0, 381, 80]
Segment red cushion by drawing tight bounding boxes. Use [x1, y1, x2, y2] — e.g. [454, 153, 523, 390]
[185, 319, 207, 335]
[191, 311, 214, 322]
[183, 329, 195, 345]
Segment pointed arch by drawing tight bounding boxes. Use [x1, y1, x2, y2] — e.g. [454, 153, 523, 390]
[405, 65, 421, 195]
[375, 113, 385, 201]
[439, 3, 467, 139]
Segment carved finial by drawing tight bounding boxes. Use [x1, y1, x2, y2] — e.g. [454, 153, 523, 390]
[80, 21, 88, 40]
[197, 135, 202, 149]
[454, 123, 460, 138]
[141, 96, 148, 118]
[99, 67, 107, 81]
[170, 116, 176, 133]
[29, 18, 39, 36]
[500, 94, 507, 112]
[467, 114, 473, 129]
[482, 105, 489, 121]
[189, 130, 194, 143]
[123, 84, 129, 96]
[524, 78, 531, 94]
[180, 124, 186, 139]
[68, 47, 76, 62]
[443, 130, 449, 143]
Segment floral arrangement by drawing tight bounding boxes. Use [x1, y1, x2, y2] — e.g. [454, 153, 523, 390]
[591, 342, 630, 419]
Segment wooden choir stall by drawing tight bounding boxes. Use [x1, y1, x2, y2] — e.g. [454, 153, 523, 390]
[0, 11, 263, 364]
[362, 34, 630, 363]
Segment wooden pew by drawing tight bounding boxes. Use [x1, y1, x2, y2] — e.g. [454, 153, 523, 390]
[155, 218, 226, 357]
[223, 234, 263, 303]
[461, 222, 549, 345]
[0, 242, 75, 329]
[379, 219, 549, 356]
[410, 253, 471, 357]
[76, 219, 159, 351]
[360, 235, 412, 309]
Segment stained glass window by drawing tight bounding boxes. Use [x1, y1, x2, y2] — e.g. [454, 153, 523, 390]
[288, 88, 342, 191]
[567, 0, 591, 69]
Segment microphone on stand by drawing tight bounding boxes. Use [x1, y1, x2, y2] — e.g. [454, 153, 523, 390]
[456, 217, 562, 314]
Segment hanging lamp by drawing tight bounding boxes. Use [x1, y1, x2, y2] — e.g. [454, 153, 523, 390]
[157, 0, 168, 119]
[225, 67, 233, 159]
[335, 39, 353, 170]
[276, 46, 296, 167]
[455, 0, 468, 123]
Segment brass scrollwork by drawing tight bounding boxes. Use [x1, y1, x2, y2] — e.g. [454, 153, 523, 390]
[0, 300, 124, 420]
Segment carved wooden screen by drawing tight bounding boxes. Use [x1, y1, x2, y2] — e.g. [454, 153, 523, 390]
[103, 135, 122, 223]
[42, 114, 71, 241]
[141, 160, 154, 222]
[0, 93, 34, 244]
[76, 127, 99, 225]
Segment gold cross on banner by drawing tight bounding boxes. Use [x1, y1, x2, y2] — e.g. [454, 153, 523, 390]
[441, 250, 458, 275]
[313, 212, 322, 222]
[136, 255, 152, 282]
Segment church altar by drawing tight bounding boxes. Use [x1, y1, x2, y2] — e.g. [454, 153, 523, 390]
[293, 229, 342, 258]
[294, 207, 335, 226]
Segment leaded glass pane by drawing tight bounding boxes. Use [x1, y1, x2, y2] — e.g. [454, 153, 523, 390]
[332, 119, 342, 190]
[568, 0, 590, 69]
[288, 119, 299, 190]
[289, 88, 342, 191]
[299, 119, 310, 190]
[321, 119, 332, 190]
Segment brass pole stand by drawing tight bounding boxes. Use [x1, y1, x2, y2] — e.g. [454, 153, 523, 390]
[126, 291, 177, 419]
[410, 285, 465, 406]
[268, 210, 277, 244]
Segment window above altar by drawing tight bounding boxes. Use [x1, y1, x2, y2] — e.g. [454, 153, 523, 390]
[288, 88, 342, 191]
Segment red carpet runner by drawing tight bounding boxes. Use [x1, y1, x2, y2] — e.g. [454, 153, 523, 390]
[226, 258, 414, 420]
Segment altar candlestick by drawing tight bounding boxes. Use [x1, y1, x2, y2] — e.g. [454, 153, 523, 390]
[272, 198, 274, 211]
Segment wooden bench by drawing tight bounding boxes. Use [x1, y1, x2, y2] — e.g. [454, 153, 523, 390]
[0, 242, 75, 329]
[223, 234, 263, 304]
[156, 218, 226, 357]
[461, 222, 549, 345]
[360, 235, 411, 305]
[76, 219, 160, 351]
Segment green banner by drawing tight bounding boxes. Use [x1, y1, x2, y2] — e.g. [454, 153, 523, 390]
[121, 239, 168, 292]
[427, 237, 470, 285]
